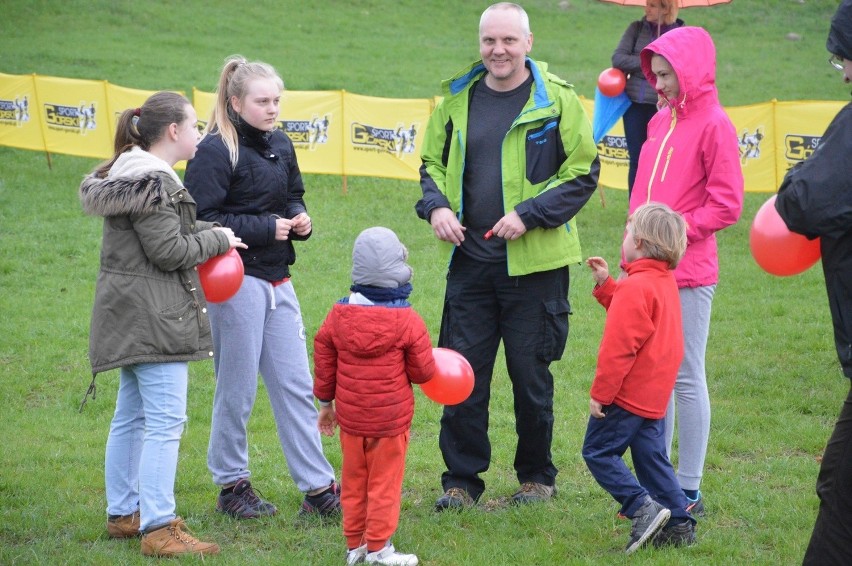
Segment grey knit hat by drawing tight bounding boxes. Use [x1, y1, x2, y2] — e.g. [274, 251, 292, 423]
[351, 227, 412, 288]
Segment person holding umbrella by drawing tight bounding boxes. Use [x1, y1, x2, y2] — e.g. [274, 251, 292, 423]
[610, 0, 684, 196]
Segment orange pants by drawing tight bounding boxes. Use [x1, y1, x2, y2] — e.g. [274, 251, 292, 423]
[340, 430, 409, 552]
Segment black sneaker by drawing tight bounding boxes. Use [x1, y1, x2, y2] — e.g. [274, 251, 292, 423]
[654, 520, 697, 548]
[216, 478, 278, 519]
[434, 487, 475, 512]
[299, 482, 341, 517]
[625, 496, 671, 554]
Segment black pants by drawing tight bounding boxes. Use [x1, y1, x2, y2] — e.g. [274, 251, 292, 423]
[803, 382, 852, 565]
[437, 252, 570, 500]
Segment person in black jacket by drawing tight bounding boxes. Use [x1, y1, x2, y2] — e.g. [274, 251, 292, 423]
[184, 55, 340, 520]
[775, 2, 852, 563]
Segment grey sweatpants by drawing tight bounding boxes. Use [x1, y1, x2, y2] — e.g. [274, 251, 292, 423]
[207, 275, 335, 492]
[665, 285, 715, 492]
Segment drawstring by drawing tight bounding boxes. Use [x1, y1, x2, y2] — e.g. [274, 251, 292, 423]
[268, 281, 276, 310]
[79, 374, 97, 412]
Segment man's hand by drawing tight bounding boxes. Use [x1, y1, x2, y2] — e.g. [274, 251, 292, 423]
[430, 207, 466, 246]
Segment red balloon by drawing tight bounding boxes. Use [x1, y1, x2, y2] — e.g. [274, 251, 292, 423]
[749, 195, 820, 276]
[198, 248, 244, 303]
[598, 67, 626, 97]
[420, 348, 474, 406]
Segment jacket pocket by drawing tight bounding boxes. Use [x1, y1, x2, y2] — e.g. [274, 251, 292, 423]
[152, 299, 200, 355]
[525, 119, 564, 186]
[537, 298, 571, 362]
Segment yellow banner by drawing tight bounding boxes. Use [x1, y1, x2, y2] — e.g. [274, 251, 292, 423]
[773, 100, 846, 182]
[34, 75, 111, 159]
[727, 102, 776, 193]
[342, 92, 431, 181]
[0, 73, 43, 151]
[1, 74, 847, 193]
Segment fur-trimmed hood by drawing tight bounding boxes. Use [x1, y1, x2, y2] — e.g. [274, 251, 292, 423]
[80, 146, 181, 218]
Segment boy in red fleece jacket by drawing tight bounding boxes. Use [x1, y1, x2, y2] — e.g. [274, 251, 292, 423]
[313, 227, 435, 566]
[581, 203, 696, 554]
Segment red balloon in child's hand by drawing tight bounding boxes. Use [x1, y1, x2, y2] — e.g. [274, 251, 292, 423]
[749, 195, 820, 276]
[198, 248, 244, 302]
[420, 348, 474, 406]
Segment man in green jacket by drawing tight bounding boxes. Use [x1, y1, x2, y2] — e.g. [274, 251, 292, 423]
[415, 2, 599, 510]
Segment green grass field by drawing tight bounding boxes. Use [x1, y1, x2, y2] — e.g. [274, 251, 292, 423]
[1, 1, 849, 564]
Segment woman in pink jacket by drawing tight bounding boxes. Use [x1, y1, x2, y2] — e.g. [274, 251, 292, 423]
[629, 26, 744, 516]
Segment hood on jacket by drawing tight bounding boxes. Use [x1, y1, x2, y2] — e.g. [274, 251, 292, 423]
[828, 0, 852, 60]
[640, 26, 717, 111]
[327, 303, 413, 358]
[79, 147, 178, 218]
[351, 227, 412, 288]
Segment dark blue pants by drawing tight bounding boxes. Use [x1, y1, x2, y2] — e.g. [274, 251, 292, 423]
[803, 383, 852, 565]
[582, 404, 692, 523]
[438, 252, 570, 500]
[622, 102, 658, 196]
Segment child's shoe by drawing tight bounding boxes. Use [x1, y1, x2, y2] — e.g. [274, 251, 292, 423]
[365, 543, 418, 565]
[625, 496, 671, 554]
[686, 492, 705, 517]
[654, 520, 697, 548]
[346, 543, 368, 565]
[107, 510, 140, 538]
[140, 517, 219, 557]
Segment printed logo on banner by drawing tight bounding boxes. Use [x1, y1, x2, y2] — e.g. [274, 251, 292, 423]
[280, 115, 331, 150]
[784, 134, 821, 164]
[597, 134, 629, 161]
[0, 96, 31, 127]
[738, 127, 765, 166]
[350, 121, 419, 157]
[45, 102, 97, 134]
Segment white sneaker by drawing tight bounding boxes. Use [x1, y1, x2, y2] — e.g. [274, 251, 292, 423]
[365, 544, 418, 566]
[346, 544, 368, 565]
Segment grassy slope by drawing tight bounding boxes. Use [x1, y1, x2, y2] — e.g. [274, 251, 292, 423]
[0, 1, 848, 564]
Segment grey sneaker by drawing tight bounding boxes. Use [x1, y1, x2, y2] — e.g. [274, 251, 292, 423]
[346, 543, 368, 565]
[434, 487, 475, 512]
[625, 496, 671, 554]
[511, 482, 556, 504]
[653, 520, 697, 548]
[216, 478, 278, 519]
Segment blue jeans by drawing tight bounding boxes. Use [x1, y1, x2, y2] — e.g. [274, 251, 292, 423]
[105, 362, 188, 532]
[582, 404, 692, 523]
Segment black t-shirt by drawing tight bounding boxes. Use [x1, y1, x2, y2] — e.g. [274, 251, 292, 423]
[460, 74, 533, 263]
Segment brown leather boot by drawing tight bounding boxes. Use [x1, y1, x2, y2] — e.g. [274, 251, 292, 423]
[107, 511, 140, 538]
[140, 517, 219, 557]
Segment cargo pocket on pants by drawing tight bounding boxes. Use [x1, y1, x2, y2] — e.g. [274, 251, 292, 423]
[537, 298, 571, 362]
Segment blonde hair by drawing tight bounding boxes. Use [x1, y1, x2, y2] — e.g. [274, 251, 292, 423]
[628, 202, 687, 269]
[206, 55, 284, 168]
[661, 0, 680, 26]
